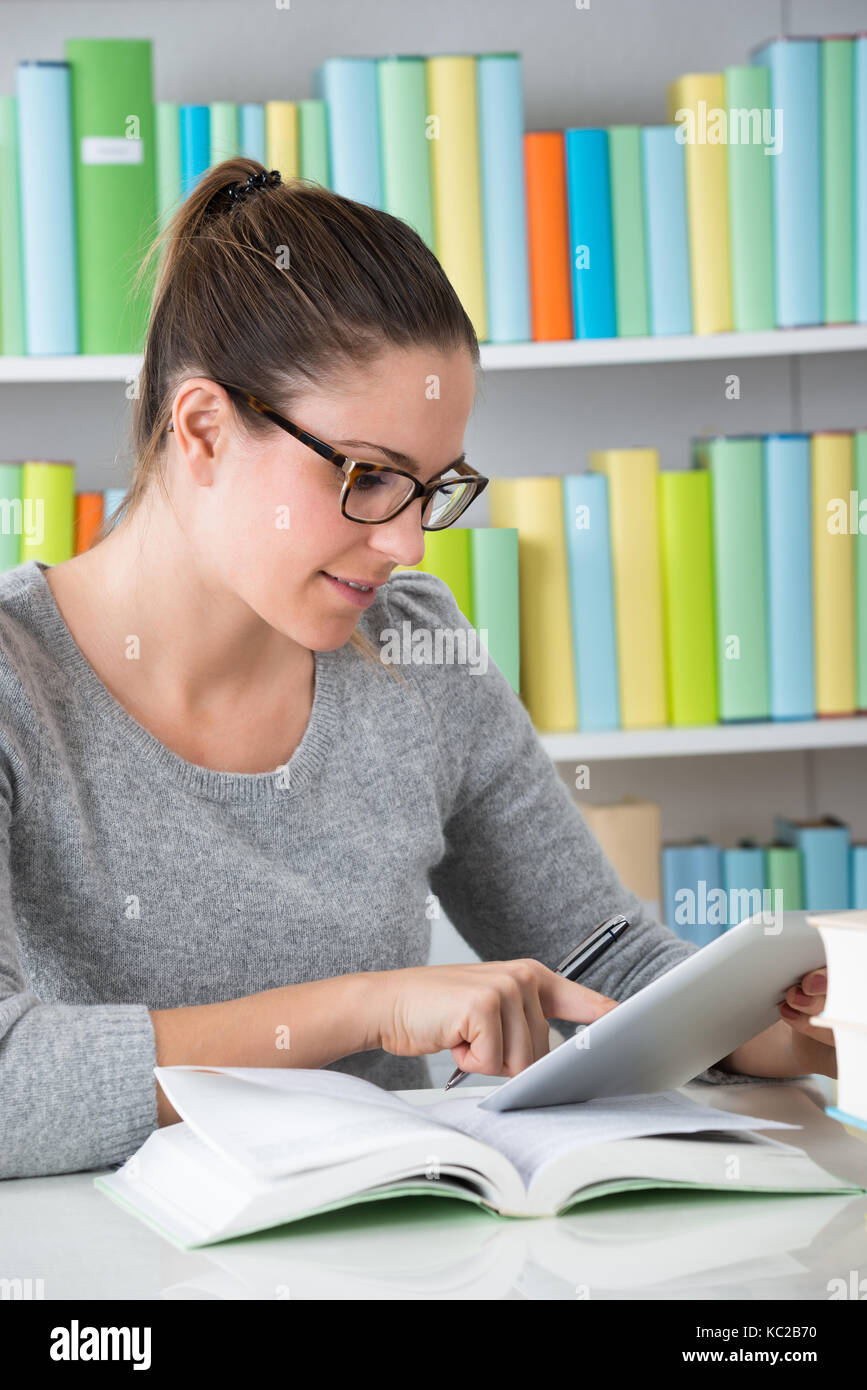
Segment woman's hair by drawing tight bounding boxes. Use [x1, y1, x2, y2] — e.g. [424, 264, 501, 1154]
[96, 157, 480, 671]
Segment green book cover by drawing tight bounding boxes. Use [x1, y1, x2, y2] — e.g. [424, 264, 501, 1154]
[856, 431, 867, 711]
[608, 125, 649, 337]
[298, 100, 330, 187]
[419, 527, 473, 624]
[0, 463, 22, 571]
[693, 437, 769, 720]
[0, 98, 25, 355]
[470, 526, 519, 693]
[377, 58, 435, 251]
[155, 102, 181, 234]
[765, 845, 803, 912]
[822, 38, 855, 323]
[658, 470, 717, 725]
[724, 66, 775, 331]
[65, 38, 158, 353]
[209, 101, 240, 165]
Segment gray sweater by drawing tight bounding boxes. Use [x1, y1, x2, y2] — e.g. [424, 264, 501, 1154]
[0, 559, 765, 1179]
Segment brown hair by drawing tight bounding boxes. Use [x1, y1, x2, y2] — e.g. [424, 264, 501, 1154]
[96, 157, 480, 671]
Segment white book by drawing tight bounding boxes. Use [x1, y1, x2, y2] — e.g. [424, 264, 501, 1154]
[93, 1065, 864, 1250]
[806, 910, 867, 1128]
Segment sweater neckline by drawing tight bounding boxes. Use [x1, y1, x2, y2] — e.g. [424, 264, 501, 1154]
[25, 560, 339, 803]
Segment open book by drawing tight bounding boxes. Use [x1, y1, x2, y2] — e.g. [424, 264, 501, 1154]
[93, 1066, 864, 1250]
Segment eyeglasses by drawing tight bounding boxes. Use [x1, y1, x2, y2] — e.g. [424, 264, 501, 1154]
[166, 381, 489, 530]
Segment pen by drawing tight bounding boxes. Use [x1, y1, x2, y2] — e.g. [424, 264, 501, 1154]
[443, 913, 631, 1091]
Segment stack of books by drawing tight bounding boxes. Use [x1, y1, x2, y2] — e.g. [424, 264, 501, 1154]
[806, 910, 867, 1133]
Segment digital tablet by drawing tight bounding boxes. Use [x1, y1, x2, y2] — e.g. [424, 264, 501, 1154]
[479, 910, 826, 1112]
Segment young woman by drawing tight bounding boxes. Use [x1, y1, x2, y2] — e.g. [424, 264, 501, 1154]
[0, 160, 834, 1178]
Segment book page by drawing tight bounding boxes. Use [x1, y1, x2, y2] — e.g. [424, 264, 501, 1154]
[421, 1089, 799, 1189]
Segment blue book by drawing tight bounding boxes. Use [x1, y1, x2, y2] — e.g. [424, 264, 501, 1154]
[722, 845, 766, 927]
[857, 37, 867, 324]
[764, 434, 815, 719]
[180, 105, 210, 197]
[477, 54, 531, 344]
[16, 61, 78, 354]
[826, 1105, 867, 1131]
[315, 58, 382, 207]
[753, 38, 822, 326]
[564, 129, 617, 338]
[640, 126, 692, 335]
[851, 845, 867, 909]
[239, 104, 266, 164]
[562, 473, 619, 731]
[774, 817, 851, 910]
[662, 842, 724, 948]
[103, 488, 127, 525]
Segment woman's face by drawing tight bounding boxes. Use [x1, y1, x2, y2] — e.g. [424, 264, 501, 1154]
[175, 345, 477, 652]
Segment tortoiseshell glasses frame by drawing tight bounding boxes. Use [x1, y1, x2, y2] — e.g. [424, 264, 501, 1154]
[167, 381, 489, 531]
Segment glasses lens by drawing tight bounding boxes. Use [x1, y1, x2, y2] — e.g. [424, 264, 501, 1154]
[422, 480, 476, 530]
[344, 469, 416, 522]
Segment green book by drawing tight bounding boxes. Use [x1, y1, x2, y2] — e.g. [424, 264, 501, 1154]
[65, 38, 157, 353]
[470, 527, 520, 693]
[155, 102, 181, 234]
[765, 845, 803, 913]
[856, 431, 867, 712]
[658, 470, 717, 725]
[607, 126, 649, 337]
[377, 57, 435, 251]
[822, 37, 855, 323]
[210, 101, 240, 165]
[417, 527, 473, 624]
[0, 98, 25, 355]
[298, 100, 330, 187]
[0, 463, 22, 571]
[693, 437, 769, 721]
[724, 66, 775, 331]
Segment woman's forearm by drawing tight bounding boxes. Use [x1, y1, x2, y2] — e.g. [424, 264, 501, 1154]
[716, 1018, 832, 1080]
[149, 972, 384, 1125]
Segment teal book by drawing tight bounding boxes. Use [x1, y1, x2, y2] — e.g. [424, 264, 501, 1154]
[607, 125, 649, 337]
[722, 844, 766, 928]
[662, 842, 724, 948]
[774, 816, 851, 911]
[724, 65, 775, 331]
[821, 37, 855, 323]
[469, 526, 520, 695]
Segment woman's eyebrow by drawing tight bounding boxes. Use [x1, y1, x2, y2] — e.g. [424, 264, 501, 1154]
[332, 440, 467, 477]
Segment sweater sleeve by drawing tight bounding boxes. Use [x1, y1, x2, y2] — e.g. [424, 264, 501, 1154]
[385, 571, 782, 1089]
[0, 686, 159, 1179]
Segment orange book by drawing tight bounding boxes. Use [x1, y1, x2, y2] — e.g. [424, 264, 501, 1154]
[74, 492, 104, 554]
[524, 132, 573, 341]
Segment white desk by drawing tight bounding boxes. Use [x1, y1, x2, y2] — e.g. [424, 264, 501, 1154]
[1, 1079, 865, 1300]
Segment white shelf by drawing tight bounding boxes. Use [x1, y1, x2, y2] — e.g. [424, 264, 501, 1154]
[539, 717, 867, 762]
[2, 325, 867, 382]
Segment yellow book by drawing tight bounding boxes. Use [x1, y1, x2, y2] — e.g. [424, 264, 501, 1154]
[488, 476, 577, 731]
[812, 432, 855, 715]
[21, 460, 75, 565]
[667, 74, 733, 333]
[425, 56, 487, 342]
[589, 449, 667, 728]
[265, 102, 299, 180]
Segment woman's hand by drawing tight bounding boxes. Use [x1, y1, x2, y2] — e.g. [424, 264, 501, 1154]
[373, 959, 619, 1079]
[778, 967, 837, 1079]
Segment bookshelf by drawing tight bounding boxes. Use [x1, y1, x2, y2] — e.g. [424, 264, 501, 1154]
[539, 718, 867, 763]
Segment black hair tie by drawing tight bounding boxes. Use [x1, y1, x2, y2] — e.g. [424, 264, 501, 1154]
[226, 168, 282, 205]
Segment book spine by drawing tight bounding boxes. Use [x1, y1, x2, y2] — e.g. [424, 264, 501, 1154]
[724, 65, 775, 331]
[753, 39, 822, 326]
[470, 527, 520, 695]
[210, 101, 240, 164]
[523, 132, 573, 340]
[16, 61, 79, 354]
[564, 128, 617, 338]
[65, 39, 156, 355]
[155, 102, 182, 233]
[180, 105, 210, 197]
[265, 103, 299, 180]
[856, 432, 867, 712]
[812, 432, 856, 715]
[858, 38, 867, 324]
[657, 469, 717, 725]
[662, 844, 724, 946]
[589, 449, 667, 728]
[418, 528, 473, 625]
[696, 436, 769, 720]
[377, 58, 435, 250]
[562, 472, 620, 731]
[239, 103, 266, 164]
[74, 492, 104, 555]
[0, 464, 22, 571]
[722, 847, 766, 928]
[851, 845, 867, 909]
[774, 818, 851, 910]
[477, 54, 531, 343]
[21, 461, 75, 564]
[640, 126, 692, 335]
[667, 73, 733, 333]
[607, 125, 649, 337]
[425, 56, 487, 341]
[765, 845, 803, 912]
[316, 58, 382, 206]
[298, 100, 330, 187]
[821, 38, 856, 324]
[765, 434, 815, 719]
[0, 98, 26, 355]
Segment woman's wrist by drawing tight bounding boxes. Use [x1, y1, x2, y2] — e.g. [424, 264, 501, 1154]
[719, 1018, 834, 1080]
